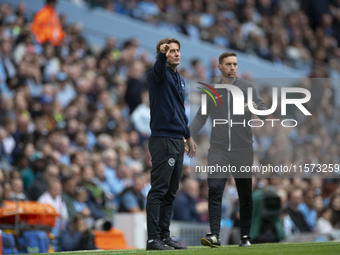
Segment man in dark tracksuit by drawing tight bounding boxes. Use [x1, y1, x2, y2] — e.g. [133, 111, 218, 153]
[146, 38, 196, 250]
[190, 52, 268, 247]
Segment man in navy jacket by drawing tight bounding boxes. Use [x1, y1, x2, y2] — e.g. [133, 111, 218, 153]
[146, 38, 196, 250]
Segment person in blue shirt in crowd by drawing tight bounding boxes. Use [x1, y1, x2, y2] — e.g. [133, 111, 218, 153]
[119, 173, 146, 213]
[60, 213, 96, 251]
[298, 189, 317, 231]
[173, 178, 202, 222]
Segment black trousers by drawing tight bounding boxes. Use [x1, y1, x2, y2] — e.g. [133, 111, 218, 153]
[207, 145, 253, 238]
[146, 137, 184, 240]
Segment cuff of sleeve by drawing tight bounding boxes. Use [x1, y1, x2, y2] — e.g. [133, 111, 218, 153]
[184, 129, 191, 139]
[157, 52, 167, 59]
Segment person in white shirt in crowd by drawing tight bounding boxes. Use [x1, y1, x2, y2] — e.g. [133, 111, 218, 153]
[38, 178, 69, 220]
[131, 89, 151, 138]
[38, 178, 69, 250]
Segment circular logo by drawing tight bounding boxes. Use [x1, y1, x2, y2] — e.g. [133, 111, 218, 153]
[168, 158, 175, 167]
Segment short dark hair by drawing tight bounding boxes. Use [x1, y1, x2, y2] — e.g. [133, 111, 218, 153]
[219, 52, 237, 64]
[156, 38, 181, 55]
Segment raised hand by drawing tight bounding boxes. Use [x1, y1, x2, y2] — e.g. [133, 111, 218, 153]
[160, 43, 171, 56]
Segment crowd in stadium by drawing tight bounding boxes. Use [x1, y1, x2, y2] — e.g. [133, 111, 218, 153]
[79, 0, 340, 75]
[0, 0, 339, 251]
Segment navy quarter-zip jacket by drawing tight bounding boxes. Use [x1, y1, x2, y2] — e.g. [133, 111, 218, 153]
[147, 52, 190, 139]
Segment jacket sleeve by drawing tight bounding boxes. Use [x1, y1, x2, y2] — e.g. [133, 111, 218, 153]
[251, 83, 268, 120]
[184, 128, 191, 139]
[189, 103, 211, 142]
[147, 52, 167, 84]
[184, 114, 191, 139]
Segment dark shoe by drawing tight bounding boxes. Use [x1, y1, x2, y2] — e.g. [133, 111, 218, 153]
[239, 235, 251, 247]
[162, 237, 187, 249]
[200, 233, 221, 248]
[146, 239, 174, 250]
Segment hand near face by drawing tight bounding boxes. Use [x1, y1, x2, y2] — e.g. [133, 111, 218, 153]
[160, 43, 171, 56]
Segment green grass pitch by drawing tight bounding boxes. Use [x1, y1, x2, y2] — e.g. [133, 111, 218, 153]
[24, 242, 340, 255]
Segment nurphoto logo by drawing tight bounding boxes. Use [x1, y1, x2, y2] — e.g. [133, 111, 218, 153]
[198, 83, 312, 128]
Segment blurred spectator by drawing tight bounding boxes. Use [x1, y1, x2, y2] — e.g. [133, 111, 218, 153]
[55, 72, 76, 107]
[80, 165, 113, 219]
[60, 213, 96, 251]
[173, 178, 202, 222]
[0, 37, 16, 86]
[130, 89, 151, 139]
[58, 135, 71, 165]
[314, 195, 324, 216]
[206, 58, 220, 79]
[191, 58, 206, 79]
[38, 178, 69, 220]
[141, 166, 151, 197]
[73, 185, 92, 219]
[137, 0, 160, 22]
[2, 182, 12, 201]
[42, 42, 60, 82]
[26, 163, 59, 201]
[109, 162, 133, 196]
[298, 188, 317, 231]
[9, 177, 27, 201]
[62, 176, 77, 219]
[101, 148, 119, 194]
[283, 189, 311, 235]
[196, 180, 209, 223]
[317, 207, 334, 234]
[124, 60, 146, 114]
[330, 193, 340, 229]
[99, 36, 119, 60]
[118, 172, 146, 213]
[0, 126, 14, 165]
[92, 160, 114, 200]
[31, 0, 65, 46]
[102, 149, 118, 172]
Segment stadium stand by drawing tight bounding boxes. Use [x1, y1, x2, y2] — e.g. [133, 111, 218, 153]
[0, 0, 339, 251]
